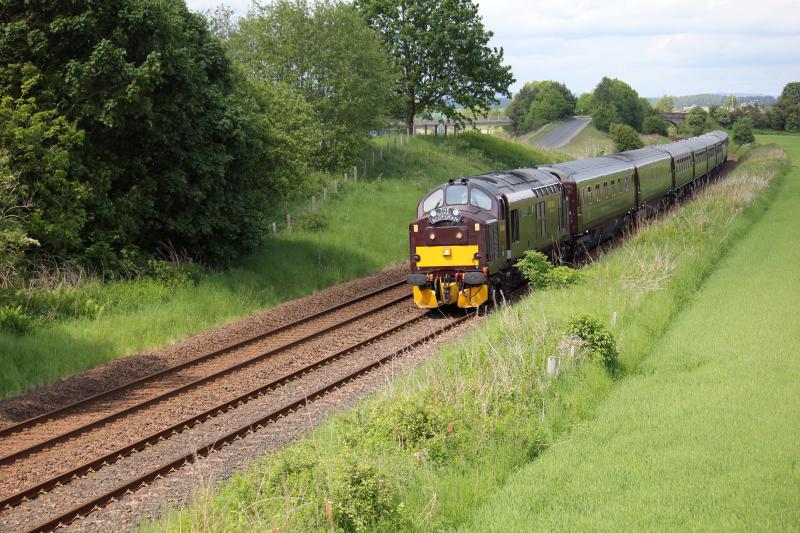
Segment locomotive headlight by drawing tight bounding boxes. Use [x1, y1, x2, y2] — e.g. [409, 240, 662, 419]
[429, 233, 435, 240]
[456, 232, 463, 239]
[474, 223, 480, 231]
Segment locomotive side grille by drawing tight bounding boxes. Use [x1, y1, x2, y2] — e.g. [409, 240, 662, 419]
[486, 221, 500, 261]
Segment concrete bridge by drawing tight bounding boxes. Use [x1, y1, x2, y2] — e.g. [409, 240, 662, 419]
[661, 112, 688, 127]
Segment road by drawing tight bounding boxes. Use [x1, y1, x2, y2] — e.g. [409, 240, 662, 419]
[533, 117, 592, 149]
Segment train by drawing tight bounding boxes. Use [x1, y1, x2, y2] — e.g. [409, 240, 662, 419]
[407, 131, 729, 309]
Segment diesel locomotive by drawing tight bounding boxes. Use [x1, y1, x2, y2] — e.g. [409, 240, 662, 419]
[407, 131, 729, 309]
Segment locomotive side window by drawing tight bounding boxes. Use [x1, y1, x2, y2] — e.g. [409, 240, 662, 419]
[446, 185, 468, 205]
[422, 189, 443, 212]
[470, 188, 492, 210]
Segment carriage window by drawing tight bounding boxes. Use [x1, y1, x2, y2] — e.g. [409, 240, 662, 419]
[470, 188, 492, 210]
[510, 209, 520, 244]
[626, 176, 630, 191]
[422, 189, 443, 212]
[446, 185, 468, 205]
[537, 202, 546, 236]
[586, 186, 592, 204]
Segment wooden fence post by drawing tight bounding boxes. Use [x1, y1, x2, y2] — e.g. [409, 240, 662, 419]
[323, 187, 328, 203]
[272, 222, 277, 236]
[353, 165, 358, 181]
[286, 213, 292, 233]
[311, 195, 317, 211]
[546, 356, 560, 377]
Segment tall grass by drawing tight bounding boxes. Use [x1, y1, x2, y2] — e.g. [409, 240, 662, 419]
[0, 134, 554, 399]
[461, 134, 800, 532]
[142, 144, 789, 532]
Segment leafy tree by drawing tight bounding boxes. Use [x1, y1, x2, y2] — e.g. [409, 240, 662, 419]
[642, 115, 668, 136]
[653, 95, 674, 113]
[732, 117, 755, 145]
[590, 77, 644, 132]
[575, 93, 595, 115]
[710, 106, 733, 128]
[508, 81, 576, 135]
[778, 82, 800, 132]
[229, 0, 394, 170]
[723, 95, 738, 110]
[591, 102, 620, 133]
[355, 0, 515, 134]
[765, 106, 784, 131]
[609, 123, 643, 152]
[0, 154, 38, 280]
[0, 0, 283, 265]
[683, 107, 714, 137]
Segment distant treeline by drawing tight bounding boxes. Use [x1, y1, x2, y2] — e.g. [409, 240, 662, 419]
[647, 94, 777, 109]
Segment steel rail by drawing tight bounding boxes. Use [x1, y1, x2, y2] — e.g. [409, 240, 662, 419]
[0, 307, 433, 511]
[0, 279, 407, 440]
[23, 311, 473, 533]
[0, 291, 413, 467]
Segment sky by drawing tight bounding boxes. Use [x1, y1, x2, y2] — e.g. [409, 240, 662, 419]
[185, 0, 800, 97]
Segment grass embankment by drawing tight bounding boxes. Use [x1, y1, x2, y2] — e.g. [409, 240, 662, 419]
[463, 135, 800, 531]
[0, 133, 555, 399]
[551, 124, 613, 159]
[143, 141, 788, 532]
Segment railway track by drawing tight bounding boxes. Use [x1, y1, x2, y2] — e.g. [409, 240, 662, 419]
[0, 277, 482, 532]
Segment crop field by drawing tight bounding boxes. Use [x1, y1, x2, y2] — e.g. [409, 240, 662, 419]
[142, 141, 789, 532]
[0, 134, 553, 399]
[462, 135, 800, 531]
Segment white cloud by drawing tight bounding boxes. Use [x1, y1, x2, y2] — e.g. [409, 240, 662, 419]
[184, 0, 800, 96]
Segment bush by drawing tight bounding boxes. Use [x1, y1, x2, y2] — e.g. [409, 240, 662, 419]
[732, 117, 756, 145]
[333, 458, 399, 531]
[517, 250, 583, 290]
[609, 123, 644, 152]
[0, 305, 33, 335]
[642, 115, 668, 136]
[565, 315, 618, 369]
[295, 211, 329, 232]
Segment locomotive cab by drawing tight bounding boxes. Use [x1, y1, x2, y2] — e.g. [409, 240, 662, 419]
[408, 179, 498, 309]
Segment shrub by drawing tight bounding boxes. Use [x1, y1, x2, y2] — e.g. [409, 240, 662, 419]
[333, 458, 399, 531]
[643, 115, 668, 136]
[732, 117, 756, 145]
[609, 123, 644, 152]
[0, 305, 33, 335]
[517, 251, 583, 290]
[564, 315, 618, 369]
[296, 211, 329, 232]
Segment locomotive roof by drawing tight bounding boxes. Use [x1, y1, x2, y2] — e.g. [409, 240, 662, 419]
[539, 157, 634, 182]
[467, 168, 560, 195]
[610, 146, 671, 166]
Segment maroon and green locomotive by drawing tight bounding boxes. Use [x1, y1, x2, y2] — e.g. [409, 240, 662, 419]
[407, 131, 729, 309]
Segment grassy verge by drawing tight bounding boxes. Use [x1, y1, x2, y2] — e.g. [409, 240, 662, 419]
[462, 134, 800, 531]
[142, 140, 788, 532]
[0, 133, 554, 399]
[556, 124, 614, 158]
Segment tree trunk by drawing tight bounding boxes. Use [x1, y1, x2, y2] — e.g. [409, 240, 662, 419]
[406, 98, 416, 136]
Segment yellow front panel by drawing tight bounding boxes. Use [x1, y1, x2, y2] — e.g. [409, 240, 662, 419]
[416, 245, 479, 268]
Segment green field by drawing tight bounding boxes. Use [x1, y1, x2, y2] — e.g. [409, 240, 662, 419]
[462, 134, 800, 531]
[0, 134, 553, 399]
[551, 124, 613, 159]
[143, 140, 788, 532]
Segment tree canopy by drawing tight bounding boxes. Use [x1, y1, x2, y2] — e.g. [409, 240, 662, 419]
[0, 0, 286, 265]
[609, 123, 643, 152]
[508, 81, 576, 135]
[355, 0, 515, 133]
[778, 82, 800, 132]
[732, 117, 755, 145]
[228, 0, 395, 170]
[589, 77, 646, 132]
[682, 107, 716, 137]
